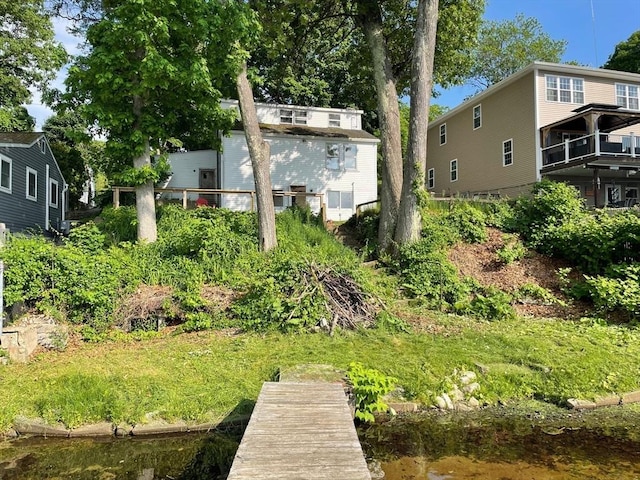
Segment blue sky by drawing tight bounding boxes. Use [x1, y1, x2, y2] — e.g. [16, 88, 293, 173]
[435, 0, 640, 109]
[27, 0, 640, 130]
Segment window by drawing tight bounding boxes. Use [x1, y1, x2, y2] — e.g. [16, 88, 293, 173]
[616, 83, 639, 110]
[327, 190, 353, 210]
[328, 113, 341, 127]
[473, 104, 481, 130]
[427, 168, 435, 189]
[280, 109, 308, 125]
[326, 143, 340, 170]
[272, 190, 284, 207]
[343, 144, 357, 170]
[49, 178, 59, 208]
[503, 139, 513, 166]
[325, 143, 357, 171]
[39, 138, 46, 154]
[439, 123, 447, 145]
[450, 159, 458, 182]
[280, 109, 293, 124]
[0, 156, 11, 193]
[26, 167, 37, 201]
[545, 75, 584, 104]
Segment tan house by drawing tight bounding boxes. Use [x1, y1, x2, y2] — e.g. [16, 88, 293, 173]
[427, 62, 640, 207]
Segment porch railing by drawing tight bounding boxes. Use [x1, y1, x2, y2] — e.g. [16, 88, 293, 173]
[542, 130, 640, 167]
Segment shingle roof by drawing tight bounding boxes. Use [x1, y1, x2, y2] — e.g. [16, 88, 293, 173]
[0, 132, 43, 146]
[233, 122, 379, 141]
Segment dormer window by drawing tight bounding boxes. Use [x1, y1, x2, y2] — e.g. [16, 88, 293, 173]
[280, 109, 308, 125]
[329, 113, 341, 127]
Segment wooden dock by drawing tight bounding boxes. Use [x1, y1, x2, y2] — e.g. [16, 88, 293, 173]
[227, 382, 372, 480]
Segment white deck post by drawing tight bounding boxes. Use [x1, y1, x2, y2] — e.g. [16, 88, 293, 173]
[631, 132, 636, 158]
[595, 129, 601, 156]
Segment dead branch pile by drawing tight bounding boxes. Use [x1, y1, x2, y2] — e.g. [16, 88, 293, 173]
[113, 285, 176, 331]
[302, 264, 381, 333]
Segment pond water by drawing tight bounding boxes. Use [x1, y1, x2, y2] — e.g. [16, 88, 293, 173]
[2, 407, 640, 479]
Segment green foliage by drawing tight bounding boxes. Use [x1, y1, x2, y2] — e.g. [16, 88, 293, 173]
[347, 362, 397, 423]
[0, 0, 66, 130]
[98, 206, 138, 244]
[179, 312, 232, 333]
[603, 30, 640, 74]
[515, 283, 564, 306]
[444, 203, 488, 243]
[496, 233, 527, 264]
[582, 264, 640, 319]
[509, 180, 585, 245]
[455, 287, 515, 320]
[66, 222, 106, 254]
[469, 13, 566, 90]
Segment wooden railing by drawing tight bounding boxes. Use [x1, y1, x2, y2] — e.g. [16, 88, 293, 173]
[112, 187, 327, 222]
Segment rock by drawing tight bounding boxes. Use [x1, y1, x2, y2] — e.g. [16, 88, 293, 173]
[459, 371, 477, 385]
[69, 422, 114, 438]
[442, 393, 454, 410]
[567, 398, 597, 410]
[132, 421, 188, 436]
[114, 424, 133, 437]
[474, 363, 489, 375]
[387, 401, 418, 413]
[463, 382, 480, 395]
[13, 417, 69, 437]
[449, 385, 464, 402]
[595, 395, 621, 407]
[435, 396, 447, 409]
[467, 397, 480, 409]
[367, 459, 385, 479]
[456, 403, 473, 412]
[0, 326, 38, 363]
[622, 391, 640, 405]
[188, 422, 219, 433]
[1, 428, 18, 439]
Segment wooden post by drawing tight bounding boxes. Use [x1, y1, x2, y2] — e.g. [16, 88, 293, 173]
[182, 190, 188, 209]
[250, 192, 255, 211]
[113, 187, 120, 209]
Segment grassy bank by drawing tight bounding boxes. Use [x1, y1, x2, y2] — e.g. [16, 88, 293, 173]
[2, 313, 640, 432]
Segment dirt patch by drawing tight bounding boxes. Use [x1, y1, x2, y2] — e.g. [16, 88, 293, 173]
[448, 228, 591, 318]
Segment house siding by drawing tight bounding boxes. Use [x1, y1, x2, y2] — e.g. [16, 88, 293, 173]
[219, 131, 377, 221]
[0, 138, 65, 233]
[427, 73, 538, 197]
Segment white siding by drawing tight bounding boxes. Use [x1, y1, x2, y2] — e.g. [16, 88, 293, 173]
[220, 132, 377, 221]
[164, 150, 216, 201]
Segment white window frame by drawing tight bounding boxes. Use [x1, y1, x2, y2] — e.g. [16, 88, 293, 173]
[439, 123, 447, 145]
[502, 139, 513, 167]
[473, 104, 482, 130]
[450, 159, 458, 182]
[0, 155, 12, 193]
[545, 75, 584, 104]
[280, 109, 293, 124]
[49, 178, 59, 208]
[427, 168, 435, 189]
[615, 83, 639, 110]
[327, 190, 353, 210]
[26, 166, 38, 201]
[328, 113, 341, 127]
[325, 143, 357, 171]
[293, 110, 308, 125]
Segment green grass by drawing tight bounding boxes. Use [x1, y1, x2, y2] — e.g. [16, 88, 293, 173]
[2, 315, 640, 431]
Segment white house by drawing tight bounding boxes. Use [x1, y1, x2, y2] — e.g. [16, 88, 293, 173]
[164, 100, 379, 221]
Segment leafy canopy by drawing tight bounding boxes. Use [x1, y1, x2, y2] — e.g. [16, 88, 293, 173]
[603, 30, 640, 74]
[468, 13, 566, 90]
[0, 0, 66, 130]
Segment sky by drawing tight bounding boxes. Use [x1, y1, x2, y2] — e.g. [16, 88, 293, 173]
[26, 0, 640, 130]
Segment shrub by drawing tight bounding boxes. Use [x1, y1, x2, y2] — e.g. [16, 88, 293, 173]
[347, 362, 397, 423]
[582, 264, 640, 319]
[496, 234, 527, 264]
[65, 222, 106, 254]
[510, 180, 585, 244]
[455, 286, 515, 320]
[98, 206, 138, 244]
[444, 203, 488, 243]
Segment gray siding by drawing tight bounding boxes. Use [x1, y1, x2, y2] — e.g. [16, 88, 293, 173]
[0, 137, 65, 233]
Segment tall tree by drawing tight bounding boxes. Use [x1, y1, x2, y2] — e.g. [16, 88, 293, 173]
[0, 0, 66, 130]
[64, 0, 237, 242]
[394, 0, 439, 245]
[468, 13, 566, 90]
[603, 31, 640, 74]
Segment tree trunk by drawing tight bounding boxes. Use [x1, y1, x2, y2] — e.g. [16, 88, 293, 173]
[394, 0, 439, 246]
[356, 2, 403, 253]
[236, 62, 278, 252]
[132, 93, 157, 243]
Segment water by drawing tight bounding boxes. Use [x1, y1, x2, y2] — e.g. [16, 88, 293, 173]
[2, 407, 640, 479]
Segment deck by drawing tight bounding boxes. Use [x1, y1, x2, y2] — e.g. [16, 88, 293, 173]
[226, 382, 371, 480]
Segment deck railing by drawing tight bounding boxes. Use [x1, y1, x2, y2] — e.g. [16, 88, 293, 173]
[542, 130, 640, 167]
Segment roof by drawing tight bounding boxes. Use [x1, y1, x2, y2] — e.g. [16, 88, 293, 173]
[232, 122, 379, 142]
[541, 103, 640, 133]
[0, 132, 43, 147]
[430, 62, 640, 127]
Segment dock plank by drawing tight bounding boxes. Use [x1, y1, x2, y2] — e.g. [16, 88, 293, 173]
[227, 381, 371, 480]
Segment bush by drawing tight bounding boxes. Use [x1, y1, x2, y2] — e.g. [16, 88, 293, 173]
[444, 203, 488, 243]
[582, 264, 640, 319]
[455, 286, 515, 320]
[98, 206, 138, 244]
[510, 180, 585, 244]
[347, 362, 397, 423]
[496, 234, 527, 264]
